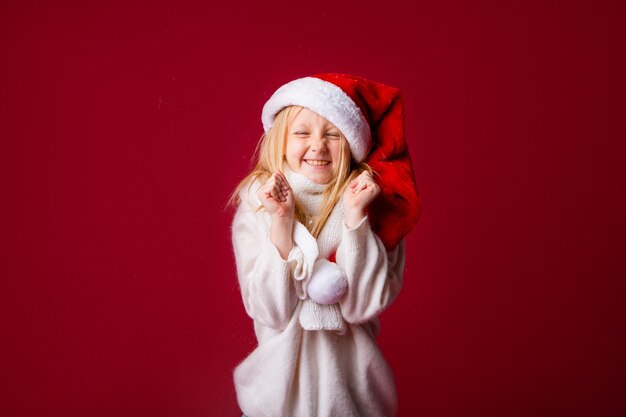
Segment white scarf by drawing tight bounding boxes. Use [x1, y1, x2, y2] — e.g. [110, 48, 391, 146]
[283, 167, 347, 333]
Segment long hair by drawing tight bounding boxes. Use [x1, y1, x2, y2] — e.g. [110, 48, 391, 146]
[230, 105, 370, 238]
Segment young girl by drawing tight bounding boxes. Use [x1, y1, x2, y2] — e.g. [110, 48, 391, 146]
[231, 74, 420, 417]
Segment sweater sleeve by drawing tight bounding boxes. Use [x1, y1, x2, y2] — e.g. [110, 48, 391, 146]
[335, 216, 406, 324]
[231, 199, 300, 331]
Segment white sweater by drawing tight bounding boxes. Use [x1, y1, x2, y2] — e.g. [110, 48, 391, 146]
[232, 169, 405, 417]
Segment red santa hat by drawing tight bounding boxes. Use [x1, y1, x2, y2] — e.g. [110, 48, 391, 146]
[262, 73, 421, 250]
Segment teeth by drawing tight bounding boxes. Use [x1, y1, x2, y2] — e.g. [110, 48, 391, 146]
[305, 160, 330, 166]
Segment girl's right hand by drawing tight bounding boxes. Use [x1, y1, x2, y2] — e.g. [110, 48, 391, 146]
[258, 172, 295, 219]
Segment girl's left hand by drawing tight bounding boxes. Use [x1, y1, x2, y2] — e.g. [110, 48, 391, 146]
[343, 171, 380, 227]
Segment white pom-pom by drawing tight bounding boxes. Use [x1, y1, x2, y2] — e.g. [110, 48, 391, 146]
[307, 259, 348, 305]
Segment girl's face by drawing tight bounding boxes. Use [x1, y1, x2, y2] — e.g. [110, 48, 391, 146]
[285, 108, 348, 184]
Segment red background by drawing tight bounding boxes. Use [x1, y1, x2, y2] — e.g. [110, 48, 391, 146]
[1, 1, 625, 416]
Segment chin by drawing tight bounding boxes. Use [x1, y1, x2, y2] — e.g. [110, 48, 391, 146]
[298, 169, 329, 185]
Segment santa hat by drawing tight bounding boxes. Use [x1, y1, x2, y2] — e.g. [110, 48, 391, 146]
[262, 73, 421, 250]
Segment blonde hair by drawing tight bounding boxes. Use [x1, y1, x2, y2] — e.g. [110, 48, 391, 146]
[230, 105, 370, 238]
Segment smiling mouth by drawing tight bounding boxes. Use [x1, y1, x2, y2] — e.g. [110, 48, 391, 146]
[304, 160, 331, 166]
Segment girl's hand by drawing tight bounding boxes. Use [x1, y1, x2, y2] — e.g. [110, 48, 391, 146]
[259, 172, 295, 259]
[258, 172, 295, 220]
[343, 171, 380, 228]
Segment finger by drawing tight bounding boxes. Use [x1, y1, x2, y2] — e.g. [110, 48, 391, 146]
[267, 174, 285, 200]
[353, 172, 370, 187]
[278, 188, 287, 202]
[361, 171, 375, 185]
[273, 173, 288, 198]
[277, 184, 287, 201]
[277, 173, 290, 195]
[273, 181, 287, 200]
[353, 183, 365, 194]
[270, 184, 283, 202]
[359, 172, 376, 187]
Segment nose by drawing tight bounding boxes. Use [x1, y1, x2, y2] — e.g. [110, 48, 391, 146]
[310, 134, 328, 153]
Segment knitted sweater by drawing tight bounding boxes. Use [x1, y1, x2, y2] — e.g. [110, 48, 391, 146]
[232, 169, 405, 417]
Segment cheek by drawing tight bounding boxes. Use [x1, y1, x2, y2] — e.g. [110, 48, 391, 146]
[285, 143, 303, 165]
[330, 142, 344, 162]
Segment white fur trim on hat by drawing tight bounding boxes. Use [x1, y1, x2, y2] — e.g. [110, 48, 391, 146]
[261, 77, 372, 162]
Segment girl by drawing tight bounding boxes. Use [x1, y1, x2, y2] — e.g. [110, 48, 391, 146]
[230, 74, 420, 417]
